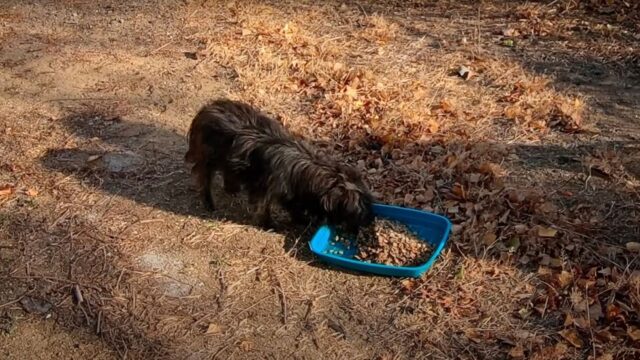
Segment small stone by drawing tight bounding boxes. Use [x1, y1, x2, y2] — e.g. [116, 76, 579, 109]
[20, 297, 52, 314]
[458, 66, 473, 80]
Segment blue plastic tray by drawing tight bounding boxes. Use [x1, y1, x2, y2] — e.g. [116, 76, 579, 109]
[309, 203, 452, 277]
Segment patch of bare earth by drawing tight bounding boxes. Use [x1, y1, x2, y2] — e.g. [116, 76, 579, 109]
[1, 1, 639, 359]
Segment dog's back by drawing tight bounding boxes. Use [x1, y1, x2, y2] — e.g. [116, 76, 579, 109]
[185, 98, 373, 229]
[186, 99, 290, 162]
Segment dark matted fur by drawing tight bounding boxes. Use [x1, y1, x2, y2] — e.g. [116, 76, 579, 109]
[185, 98, 374, 230]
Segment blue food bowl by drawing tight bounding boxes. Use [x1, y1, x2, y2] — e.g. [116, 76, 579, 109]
[309, 203, 452, 278]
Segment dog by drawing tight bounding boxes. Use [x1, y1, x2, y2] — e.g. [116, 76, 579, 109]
[185, 99, 374, 231]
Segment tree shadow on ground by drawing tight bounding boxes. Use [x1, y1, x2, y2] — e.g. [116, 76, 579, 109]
[39, 106, 640, 276]
[24, 106, 639, 359]
[0, 210, 173, 358]
[39, 109, 385, 277]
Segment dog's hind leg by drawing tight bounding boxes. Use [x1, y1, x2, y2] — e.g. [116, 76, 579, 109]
[222, 168, 242, 194]
[202, 168, 216, 211]
[249, 193, 273, 229]
[192, 161, 215, 210]
[257, 201, 274, 229]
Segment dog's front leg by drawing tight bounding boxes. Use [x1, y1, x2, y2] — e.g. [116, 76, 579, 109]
[196, 164, 215, 211]
[283, 200, 309, 225]
[255, 198, 274, 229]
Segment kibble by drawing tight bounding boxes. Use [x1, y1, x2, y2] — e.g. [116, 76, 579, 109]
[338, 218, 432, 267]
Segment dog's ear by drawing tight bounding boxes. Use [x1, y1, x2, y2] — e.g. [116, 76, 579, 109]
[338, 164, 362, 181]
[344, 181, 359, 191]
[321, 186, 345, 213]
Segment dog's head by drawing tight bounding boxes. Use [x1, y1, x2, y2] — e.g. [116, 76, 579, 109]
[321, 164, 374, 232]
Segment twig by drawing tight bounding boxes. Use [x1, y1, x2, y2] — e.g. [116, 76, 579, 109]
[212, 343, 232, 360]
[541, 294, 549, 319]
[286, 224, 312, 257]
[1, 275, 101, 291]
[73, 284, 84, 305]
[146, 42, 173, 56]
[216, 269, 226, 311]
[536, 218, 625, 269]
[116, 269, 125, 290]
[546, 0, 560, 7]
[228, 294, 275, 318]
[96, 310, 102, 334]
[355, 2, 368, 17]
[138, 219, 165, 225]
[585, 285, 597, 360]
[79, 304, 91, 327]
[0, 295, 26, 309]
[275, 277, 288, 324]
[43, 97, 122, 102]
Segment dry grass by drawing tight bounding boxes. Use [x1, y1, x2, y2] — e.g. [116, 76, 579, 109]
[1, 0, 639, 359]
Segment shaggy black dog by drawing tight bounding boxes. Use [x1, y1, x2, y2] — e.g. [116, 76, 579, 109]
[185, 99, 374, 231]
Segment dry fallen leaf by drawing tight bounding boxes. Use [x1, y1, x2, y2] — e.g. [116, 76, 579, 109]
[344, 85, 358, 99]
[549, 258, 563, 268]
[403, 194, 415, 205]
[573, 316, 590, 329]
[559, 329, 583, 348]
[605, 303, 621, 320]
[438, 99, 455, 114]
[424, 187, 435, 201]
[400, 279, 416, 293]
[627, 326, 640, 341]
[564, 312, 575, 327]
[425, 119, 440, 133]
[570, 289, 589, 312]
[478, 162, 505, 177]
[537, 202, 557, 213]
[468, 173, 481, 183]
[502, 28, 520, 37]
[0, 184, 15, 197]
[557, 270, 573, 288]
[239, 340, 253, 351]
[241, 28, 252, 36]
[26, 188, 38, 197]
[206, 323, 225, 335]
[625, 242, 640, 253]
[508, 344, 525, 358]
[537, 226, 558, 238]
[554, 342, 568, 356]
[464, 329, 484, 343]
[595, 328, 616, 342]
[538, 266, 553, 277]
[482, 231, 497, 245]
[282, 22, 295, 34]
[588, 303, 603, 321]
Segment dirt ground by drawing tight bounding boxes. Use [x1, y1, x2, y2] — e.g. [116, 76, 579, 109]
[1, 1, 639, 359]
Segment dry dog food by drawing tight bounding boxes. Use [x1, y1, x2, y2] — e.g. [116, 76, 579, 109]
[337, 219, 432, 267]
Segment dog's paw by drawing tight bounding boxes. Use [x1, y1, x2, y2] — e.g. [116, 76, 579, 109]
[256, 215, 276, 230]
[223, 182, 241, 194]
[203, 196, 215, 211]
[290, 214, 310, 226]
[260, 219, 275, 230]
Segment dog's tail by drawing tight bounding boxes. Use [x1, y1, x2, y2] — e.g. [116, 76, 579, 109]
[185, 99, 243, 164]
[184, 110, 202, 164]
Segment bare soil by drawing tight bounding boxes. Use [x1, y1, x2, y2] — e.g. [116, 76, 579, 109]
[1, 1, 639, 359]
